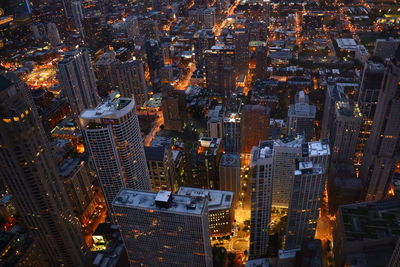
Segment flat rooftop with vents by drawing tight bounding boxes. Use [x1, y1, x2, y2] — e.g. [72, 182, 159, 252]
[177, 187, 233, 211]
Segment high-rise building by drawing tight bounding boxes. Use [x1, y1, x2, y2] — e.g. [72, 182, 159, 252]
[388, 239, 400, 267]
[193, 29, 215, 68]
[249, 141, 274, 259]
[143, 20, 160, 41]
[271, 136, 303, 209]
[112, 189, 213, 266]
[233, 29, 249, 74]
[240, 105, 270, 154]
[354, 61, 385, 166]
[58, 49, 99, 117]
[254, 45, 268, 80]
[360, 52, 400, 201]
[187, 137, 223, 189]
[223, 111, 241, 153]
[79, 93, 150, 208]
[207, 105, 224, 138]
[373, 38, 400, 61]
[287, 90, 316, 141]
[205, 45, 235, 97]
[219, 153, 241, 207]
[71, 1, 84, 37]
[47, 22, 62, 47]
[125, 15, 139, 40]
[144, 146, 177, 192]
[0, 73, 87, 266]
[177, 187, 234, 237]
[95, 51, 148, 105]
[330, 101, 362, 164]
[334, 199, 400, 267]
[161, 86, 186, 131]
[145, 40, 163, 84]
[203, 8, 216, 28]
[284, 161, 327, 250]
[31, 22, 45, 40]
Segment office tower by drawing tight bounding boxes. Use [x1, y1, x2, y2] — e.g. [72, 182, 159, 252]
[205, 45, 235, 97]
[287, 90, 316, 141]
[125, 15, 139, 40]
[233, 29, 249, 74]
[334, 199, 400, 267]
[177, 187, 234, 237]
[145, 40, 163, 84]
[240, 105, 270, 154]
[71, 1, 84, 37]
[112, 189, 213, 266]
[0, 74, 87, 266]
[373, 38, 400, 61]
[58, 49, 99, 117]
[31, 22, 45, 40]
[207, 105, 224, 138]
[203, 8, 216, 28]
[255, 45, 268, 80]
[284, 161, 327, 250]
[247, 21, 268, 42]
[47, 22, 62, 47]
[219, 153, 241, 207]
[144, 146, 177, 192]
[223, 111, 241, 153]
[249, 141, 274, 259]
[80, 93, 150, 208]
[330, 101, 362, 164]
[188, 137, 223, 189]
[161, 86, 186, 131]
[360, 52, 400, 201]
[354, 61, 385, 166]
[95, 51, 148, 105]
[272, 136, 303, 209]
[193, 29, 215, 68]
[58, 156, 96, 223]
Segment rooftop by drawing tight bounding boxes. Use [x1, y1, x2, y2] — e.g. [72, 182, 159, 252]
[274, 135, 304, 148]
[302, 139, 330, 158]
[177, 187, 233, 211]
[0, 75, 13, 93]
[220, 153, 240, 167]
[294, 161, 324, 176]
[144, 146, 166, 162]
[80, 93, 133, 123]
[58, 157, 83, 178]
[112, 189, 207, 216]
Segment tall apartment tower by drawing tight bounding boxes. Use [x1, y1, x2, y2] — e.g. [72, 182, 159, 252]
[47, 22, 62, 47]
[0, 74, 87, 266]
[71, 0, 84, 37]
[287, 90, 316, 141]
[112, 189, 213, 266]
[360, 52, 400, 201]
[240, 105, 270, 154]
[249, 141, 274, 259]
[205, 45, 235, 97]
[58, 49, 99, 117]
[272, 136, 303, 209]
[125, 15, 139, 40]
[95, 51, 148, 105]
[79, 93, 150, 208]
[219, 153, 241, 207]
[354, 61, 385, 166]
[233, 29, 249, 75]
[284, 161, 327, 250]
[330, 101, 362, 164]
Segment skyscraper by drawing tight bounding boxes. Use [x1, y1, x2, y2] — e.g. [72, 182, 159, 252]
[287, 90, 316, 141]
[240, 105, 270, 154]
[79, 93, 150, 208]
[0, 73, 87, 266]
[205, 45, 235, 97]
[249, 141, 274, 259]
[125, 15, 139, 40]
[47, 22, 62, 47]
[161, 85, 186, 131]
[223, 111, 241, 153]
[360, 51, 400, 201]
[219, 153, 241, 207]
[145, 40, 163, 84]
[373, 38, 400, 61]
[112, 189, 213, 266]
[58, 49, 99, 117]
[354, 61, 385, 166]
[71, 0, 84, 37]
[95, 50, 148, 105]
[284, 161, 327, 250]
[233, 29, 249, 75]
